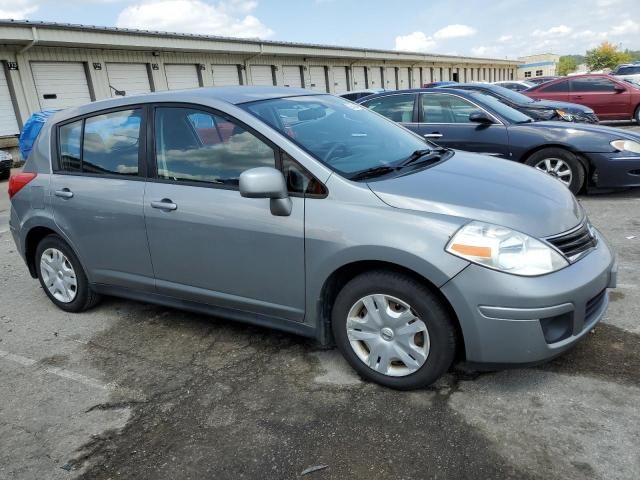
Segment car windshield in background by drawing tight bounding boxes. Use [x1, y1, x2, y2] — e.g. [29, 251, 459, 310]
[487, 84, 536, 104]
[242, 95, 433, 178]
[469, 92, 534, 123]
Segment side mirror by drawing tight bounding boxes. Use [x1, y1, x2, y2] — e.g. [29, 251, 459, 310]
[239, 167, 292, 216]
[469, 111, 494, 124]
[614, 85, 626, 93]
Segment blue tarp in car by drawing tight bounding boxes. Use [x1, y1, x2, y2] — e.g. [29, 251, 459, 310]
[19, 110, 60, 161]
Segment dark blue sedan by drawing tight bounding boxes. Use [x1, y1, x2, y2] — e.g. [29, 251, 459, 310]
[357, 88, 640, 194]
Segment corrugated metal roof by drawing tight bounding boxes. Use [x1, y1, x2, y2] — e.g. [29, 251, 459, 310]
[0, 19, 519, 64]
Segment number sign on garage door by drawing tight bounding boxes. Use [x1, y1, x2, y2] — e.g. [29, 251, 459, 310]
[308, 66, 328, 92]
[0, 66, 19, 136]
[31, 62, 92, 110]
[212, 65, 241, 86]
[106, 63, 151, 97]
[250, 65, 274, 86]
[165, 64, 200, 90]
[333, 67, 348, 93]
[282, 66, 303, 88]
[352, 67, 366, 90]
[367, 67, 382, 89]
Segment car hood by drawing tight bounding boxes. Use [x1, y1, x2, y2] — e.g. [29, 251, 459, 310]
[524, 99, 594, 114]
[368, 152, 584, 238]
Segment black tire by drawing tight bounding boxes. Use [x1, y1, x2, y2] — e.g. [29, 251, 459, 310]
[525, 147, 585, 195]
[35, 234, 101, 313]
[0, 169, 9, 181]
[634, 105, 640, 124]
[331, 270, 457, 390]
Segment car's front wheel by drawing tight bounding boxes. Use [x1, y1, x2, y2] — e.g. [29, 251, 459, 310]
[35, 234, 101, 312]
[331, 270, 457, 390]
[525, 148, 585, 195]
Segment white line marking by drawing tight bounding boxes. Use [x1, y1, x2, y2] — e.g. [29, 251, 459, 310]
[617, 283, 638, 289]
[0, 348, 113, 390]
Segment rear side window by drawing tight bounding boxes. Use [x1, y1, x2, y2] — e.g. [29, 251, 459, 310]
[57, 109, 142, 176]
[570, 78, 617, 92]
[615, 66, 640, 75]
[540, 81, 569, 93]
[154, 107, 276, 187]
[58, 120, 82, 172]
[361, 94, 415, 123]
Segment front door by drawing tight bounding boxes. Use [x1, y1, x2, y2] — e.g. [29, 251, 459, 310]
[144, 105, 306, 321]
[569, 77, 631, 119]
[413, 93, 510, 158]
[51, 108, 155, 291]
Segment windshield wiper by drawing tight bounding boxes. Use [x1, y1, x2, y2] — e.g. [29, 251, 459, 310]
[399, 147, 448, 168]
[349, 165, 398, 181]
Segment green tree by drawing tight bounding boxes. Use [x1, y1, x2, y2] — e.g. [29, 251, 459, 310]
[557, 56, 577, 76]
[585, 42, 632, 71]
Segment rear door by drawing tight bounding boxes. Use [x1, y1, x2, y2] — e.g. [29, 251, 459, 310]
[569, 77, 631, 119]
[51, 107, 154, 291]
[415, 92, 510, 157]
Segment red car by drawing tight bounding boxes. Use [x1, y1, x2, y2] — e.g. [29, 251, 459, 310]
[525, 74, 640, 122]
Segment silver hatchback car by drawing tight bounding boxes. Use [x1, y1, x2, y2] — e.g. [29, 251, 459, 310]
[9, 87, 617, 389]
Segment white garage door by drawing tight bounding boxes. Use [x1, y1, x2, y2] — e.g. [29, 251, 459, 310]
[0, 67, 19, 136]
[384, 67, 397, 90]
[308, 66, 327, 92]
[212, 65, 240, 86]
[106, 63, 151, 97]
[332, 67, 348, 93]
[352, 66, 366, 90]
[367, 67, 382, 89]
[397, 68, 410, 89]
[31, 62, 92, 110]
[165, 64, 200, 90]
[250, 65, 274, 86]
[282, 66, 303, 88]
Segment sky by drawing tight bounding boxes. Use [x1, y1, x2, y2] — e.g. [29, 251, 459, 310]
[0, 0, 638, 59]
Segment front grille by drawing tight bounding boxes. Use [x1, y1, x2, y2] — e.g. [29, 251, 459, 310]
[585, 289, 607, 321]
[546, 221, 597, 260]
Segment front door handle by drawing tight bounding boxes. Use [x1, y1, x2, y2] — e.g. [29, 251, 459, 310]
[54, 188, 73, 199]
[573, 95, 583, 99]
[424, 133, 443, 139]
[151, 199, 178, 211]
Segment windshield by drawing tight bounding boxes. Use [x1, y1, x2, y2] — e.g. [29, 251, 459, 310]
[483, 84, 536, 104]
[469, 92, 534, 123]
[241, 95, 433, 178]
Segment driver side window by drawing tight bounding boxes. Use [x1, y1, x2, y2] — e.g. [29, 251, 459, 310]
[362, 94, 415, 123]
[421, 93, 479, 124]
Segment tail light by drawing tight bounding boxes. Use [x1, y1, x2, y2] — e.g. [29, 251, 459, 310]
[8, 172, 37, 199]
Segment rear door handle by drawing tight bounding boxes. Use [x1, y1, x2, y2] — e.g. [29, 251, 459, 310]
[573, 95, 583, 99]
[54, 188, 73, 199]
[151, 199, 177, 211]
[424, 133, 443, 139]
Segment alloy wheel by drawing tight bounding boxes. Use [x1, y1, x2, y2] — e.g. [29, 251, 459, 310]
[346, 294, 430, 377]
[40, 248, 78, 303]
[534, 157, 573, 187]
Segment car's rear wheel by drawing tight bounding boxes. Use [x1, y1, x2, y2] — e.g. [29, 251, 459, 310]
[634, 105, 640, 124]
[525, 148, 585, 195]
[331, 270, 457, 390]
[35, 234, 100, 312]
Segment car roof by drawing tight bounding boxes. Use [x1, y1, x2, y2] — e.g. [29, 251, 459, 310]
[355, 87, 477, 101]
[49, 86, 320, 123]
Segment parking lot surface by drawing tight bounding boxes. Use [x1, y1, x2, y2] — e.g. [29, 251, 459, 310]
[1, 127, 639, 479]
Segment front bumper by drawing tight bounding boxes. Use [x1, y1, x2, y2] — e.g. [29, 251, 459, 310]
[441, 231, 616, 364]
[587, 152, 640, 188]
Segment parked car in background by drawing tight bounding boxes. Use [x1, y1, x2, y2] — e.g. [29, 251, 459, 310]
[439, 82, 599, 123]
[525, 74, 640, 122]
[0, 149, 13, 180]
[338, 89, 386, 102]
[8, 87, 617, 390]
[358, 88, 640, 194]
[527, 76, 560, 85]
[423, 81, 457, 88]
[610, 63, 640, 86]
[493, 80, 535, 92]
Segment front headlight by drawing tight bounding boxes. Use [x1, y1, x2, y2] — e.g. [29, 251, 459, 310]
[446, 221, 568, 276]
[611, 139, 640, 154]
[556, 109, 575, 122]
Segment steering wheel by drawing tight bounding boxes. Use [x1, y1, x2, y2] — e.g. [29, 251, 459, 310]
[323, 142, 349, 162]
